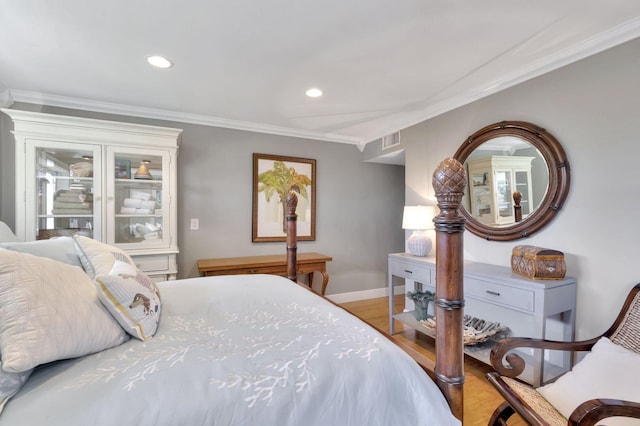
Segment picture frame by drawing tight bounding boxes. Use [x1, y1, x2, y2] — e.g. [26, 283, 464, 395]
[252, 153, 316, 242]
[114, 159, 131, 179]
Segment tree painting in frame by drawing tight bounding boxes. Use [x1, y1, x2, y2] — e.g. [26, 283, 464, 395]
[253, 153, 316, 242]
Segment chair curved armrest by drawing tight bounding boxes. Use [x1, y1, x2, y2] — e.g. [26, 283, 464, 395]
[569, 398, 640, 425]
[490, 336, 600, 377]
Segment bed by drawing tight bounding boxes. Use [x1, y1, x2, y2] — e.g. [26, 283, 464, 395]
[0, 158, 467, 425]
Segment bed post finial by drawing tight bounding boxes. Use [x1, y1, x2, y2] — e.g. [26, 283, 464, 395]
[432, 157, 467, 422]
[286, 190, 298, 282]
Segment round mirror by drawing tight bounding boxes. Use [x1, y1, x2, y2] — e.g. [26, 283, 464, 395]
[453, 121, 570, 241]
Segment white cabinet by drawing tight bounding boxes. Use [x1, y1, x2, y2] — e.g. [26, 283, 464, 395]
[467, 156, 534, 225]
[2, 109, 182, 281]
[388, 253, 576, 386]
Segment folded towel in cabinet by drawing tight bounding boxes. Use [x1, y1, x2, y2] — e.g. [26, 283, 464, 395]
[123, 198, 142, 208]
[140, 200, 156, 210]
[129, 190, 152, 201]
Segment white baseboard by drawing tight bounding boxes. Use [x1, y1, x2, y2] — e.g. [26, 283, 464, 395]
[327, 285, 405, 304]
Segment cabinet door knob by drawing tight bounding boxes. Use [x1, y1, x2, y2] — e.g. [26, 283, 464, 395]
[486, 290, 500, 296]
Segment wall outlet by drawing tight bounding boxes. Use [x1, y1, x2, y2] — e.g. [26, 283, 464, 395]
[190, 218, 199, 230]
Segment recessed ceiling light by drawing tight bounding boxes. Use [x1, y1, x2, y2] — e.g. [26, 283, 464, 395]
[305, 88, 323, 98]
[147, 55, 173, 69]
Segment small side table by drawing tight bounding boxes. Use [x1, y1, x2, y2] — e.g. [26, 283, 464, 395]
[197, 252, 332, 295]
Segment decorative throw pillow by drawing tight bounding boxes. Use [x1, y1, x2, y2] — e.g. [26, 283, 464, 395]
[95, 269, 162, 341]
[537, 337, 640, 426]
[0, 362, 32, 414]
[73, 235, 136, 279]
[0, 236, 83, 267]
[0, 248, 128, 372]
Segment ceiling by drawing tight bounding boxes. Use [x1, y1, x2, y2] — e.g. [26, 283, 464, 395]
[2, 1, 640, 150]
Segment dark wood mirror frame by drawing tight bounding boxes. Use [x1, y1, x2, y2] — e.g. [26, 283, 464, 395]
[453, 121, 570, 241]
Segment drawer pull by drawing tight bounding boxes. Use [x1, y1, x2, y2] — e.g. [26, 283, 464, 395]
[486, 290, 501, 296]
[248, 269, 258, 273]
[404, 269, 413, 274]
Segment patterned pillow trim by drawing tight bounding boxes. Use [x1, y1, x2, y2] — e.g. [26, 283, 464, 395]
[95, 273, 161, 341]
[73, 235, 136, 279]
[96, 279, 146, 339]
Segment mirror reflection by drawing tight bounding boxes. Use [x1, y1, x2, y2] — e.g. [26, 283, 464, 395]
[453, 120, 570, 241]
[462, 136, 549, 227]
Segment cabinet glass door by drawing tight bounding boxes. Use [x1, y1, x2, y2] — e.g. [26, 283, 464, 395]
[470, 171, 492, 224]
[514, 171, 531, 215]
[106, 147, 170, 249]
[26, 141, 102, 241]
[493, 170, 514, 223]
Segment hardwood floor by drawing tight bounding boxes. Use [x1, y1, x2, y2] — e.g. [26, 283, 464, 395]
[339, 295, 525, 426]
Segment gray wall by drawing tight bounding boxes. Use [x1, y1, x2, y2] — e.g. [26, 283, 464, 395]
[0, 103, 405, 295]
[399, 37, 640, 340]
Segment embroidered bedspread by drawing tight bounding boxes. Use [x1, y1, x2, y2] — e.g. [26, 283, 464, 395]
[2, 274, 459, 425]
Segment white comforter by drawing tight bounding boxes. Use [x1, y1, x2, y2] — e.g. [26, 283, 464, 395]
[2, 274, 459, 426]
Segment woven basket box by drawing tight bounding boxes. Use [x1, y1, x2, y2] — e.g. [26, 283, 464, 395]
[511, 245, 566, 280]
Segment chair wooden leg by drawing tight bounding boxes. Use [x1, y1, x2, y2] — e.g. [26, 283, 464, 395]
[488, 401, 515, 426]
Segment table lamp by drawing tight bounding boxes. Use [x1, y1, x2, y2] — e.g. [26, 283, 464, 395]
[402, 205, 435, 257]
[134, 160, 153, 179]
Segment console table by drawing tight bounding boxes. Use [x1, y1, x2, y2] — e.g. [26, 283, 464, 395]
[388, 252, 577, 386]
[197, 252, 332, 295]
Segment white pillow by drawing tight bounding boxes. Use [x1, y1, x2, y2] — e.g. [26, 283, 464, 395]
[537, 337, 640, 426]
[73, 235, 136, 279]
[0, 362, 31, 414]
[95, 271, 162, 341]
[0, 236, 83, 267]
[0, 248, 128, 372]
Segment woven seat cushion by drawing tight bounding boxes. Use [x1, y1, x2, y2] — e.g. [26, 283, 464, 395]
[501, 376, 566, 426]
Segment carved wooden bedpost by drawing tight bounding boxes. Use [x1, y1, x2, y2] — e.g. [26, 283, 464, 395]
[432, 157, 467, 422]
[286, 190, 298, 282]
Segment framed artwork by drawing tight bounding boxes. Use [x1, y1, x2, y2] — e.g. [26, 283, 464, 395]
[252, 153, 316, 242]
[114, 159, 131, 179]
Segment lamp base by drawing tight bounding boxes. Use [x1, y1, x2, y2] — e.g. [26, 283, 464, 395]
[407, 230, 432, 257]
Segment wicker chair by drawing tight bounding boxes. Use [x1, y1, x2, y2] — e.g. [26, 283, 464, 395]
[487, 283, 640, 425]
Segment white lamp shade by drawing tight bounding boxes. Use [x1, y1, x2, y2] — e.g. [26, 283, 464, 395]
[402, 205, 435, 230]
[403, 205, 435, 257]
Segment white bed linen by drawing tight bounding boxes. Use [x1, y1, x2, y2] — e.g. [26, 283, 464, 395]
[1, 274, 459, 426]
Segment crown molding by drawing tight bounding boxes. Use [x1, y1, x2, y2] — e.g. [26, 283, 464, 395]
[358, 16, 640, 144]
[8, 16, 640, 149]
[9, 90, 363, 146]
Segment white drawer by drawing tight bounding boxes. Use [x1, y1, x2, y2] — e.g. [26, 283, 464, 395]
[389, 259, 432, 284]
[135, 255, 170, 272]
[465, 278, 534, 312]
